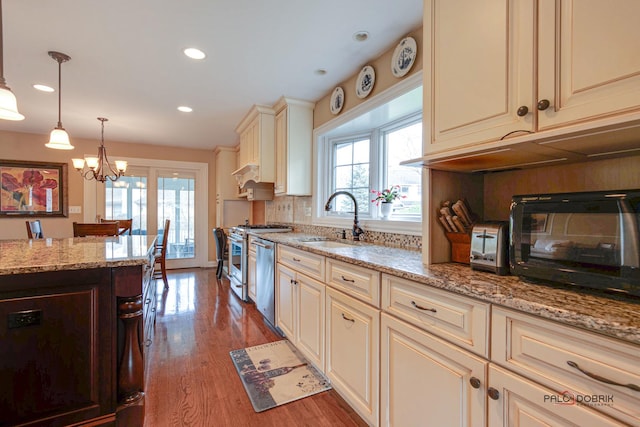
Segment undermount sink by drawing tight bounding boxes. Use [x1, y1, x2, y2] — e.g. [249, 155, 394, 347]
[300, 240, 354, 249]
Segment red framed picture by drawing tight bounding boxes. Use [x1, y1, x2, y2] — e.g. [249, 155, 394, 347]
[0, 159, 68, 217]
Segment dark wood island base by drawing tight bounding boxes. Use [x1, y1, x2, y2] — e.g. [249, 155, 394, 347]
[0, 236, 156, 427]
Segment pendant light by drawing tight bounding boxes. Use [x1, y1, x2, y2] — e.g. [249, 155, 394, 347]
[72, 117, 127, 182]
[45, 51, 73, 149]
[0, 0, 24, 121]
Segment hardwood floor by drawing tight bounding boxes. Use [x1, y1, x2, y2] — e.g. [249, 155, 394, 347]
[144, 268, 367, 427]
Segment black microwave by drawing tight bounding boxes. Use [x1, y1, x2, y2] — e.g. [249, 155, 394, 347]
[510, 189, 640, 296]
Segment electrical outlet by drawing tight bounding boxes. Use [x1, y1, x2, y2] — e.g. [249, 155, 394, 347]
[69, 206, 82, 214]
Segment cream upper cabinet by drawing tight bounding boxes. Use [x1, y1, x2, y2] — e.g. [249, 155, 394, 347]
[537, 0, 640, 131]
[381, 313, 487, 427]
[273, 97, 315, 196]
[233, 105, 275, 187]
[426, 0, 535, 152]
[425, 0, 640, 156]
[214, 146, 240, 200]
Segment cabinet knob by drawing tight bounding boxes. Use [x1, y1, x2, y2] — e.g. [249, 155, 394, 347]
[537, 99, 550, 111]
[469, 377, 481, 389]
[516, 106, 529, 117]
[487, 387, 500, 400]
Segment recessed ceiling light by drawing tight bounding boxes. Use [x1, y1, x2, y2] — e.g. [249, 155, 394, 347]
[33, 84, 54, 92]
[177, 106, 193, 113]
[353, 31, 369, 42]
[183, 48, 206, 60]
[315, 69, 327, 76]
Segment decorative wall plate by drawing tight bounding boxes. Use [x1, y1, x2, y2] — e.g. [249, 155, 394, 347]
[355, 65, 375, 99]
[330, 86, 345, 115]
[391, 36, 417, 78]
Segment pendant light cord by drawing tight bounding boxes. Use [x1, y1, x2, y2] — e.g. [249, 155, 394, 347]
[57, 58, 62, 127]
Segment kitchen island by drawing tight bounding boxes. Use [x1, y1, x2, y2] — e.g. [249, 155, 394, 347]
[0, 235, 157, 427]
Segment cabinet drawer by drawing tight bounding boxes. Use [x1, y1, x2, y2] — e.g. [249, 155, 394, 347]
[326, 259, 380, 308]
[492, 307, 640, 426]
[277, 245, 325, 282]
[381, 274, 489, 357]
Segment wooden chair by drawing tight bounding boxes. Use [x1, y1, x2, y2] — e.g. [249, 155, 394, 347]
[26, 220, 44, 239]
[73, 221, 120, 237]
[101, 218, 133, 235]
[153, 219, 170, 289]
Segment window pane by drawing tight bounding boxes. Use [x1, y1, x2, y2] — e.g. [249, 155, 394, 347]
[335, 143, 353, 166]
[385, 121, 422, 216]
[353, 139, 370, 163]
[158, 175, 195, 260]
[105, 175, 147, 234]
[335, 165, 353, 189]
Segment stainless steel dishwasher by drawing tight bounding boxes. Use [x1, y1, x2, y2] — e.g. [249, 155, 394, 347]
[252, 236, 277, 329]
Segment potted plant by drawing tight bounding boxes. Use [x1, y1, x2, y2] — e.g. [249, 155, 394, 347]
[371, 185, 405, 219]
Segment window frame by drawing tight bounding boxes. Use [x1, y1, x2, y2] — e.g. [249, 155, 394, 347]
[313, 72, 423, 235]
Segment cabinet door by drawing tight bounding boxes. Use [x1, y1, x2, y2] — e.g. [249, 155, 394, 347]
[274, 108, 287, 195]
[537, 0, 640, 130]
[381, 313, 487, 427]
[275, 264, 296, 339]
[488, 364, 622, 427]
[326, 287, 380, 427]
[248, 251, 257, 302]
[427, 0, 535, 152]
[296, 274, 325, 371]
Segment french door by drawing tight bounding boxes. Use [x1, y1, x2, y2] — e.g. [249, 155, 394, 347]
[87, 158, 208, 269]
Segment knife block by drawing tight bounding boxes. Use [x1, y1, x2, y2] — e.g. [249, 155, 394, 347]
[445, 232, 471, 264]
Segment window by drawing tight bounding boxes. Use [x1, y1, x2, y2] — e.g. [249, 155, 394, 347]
[105, 174, 147, 235]
[331, 136, 371, 215]
[316, 77, 422, 231]
[381, 117, 422, 218]
[324, 113, 422, 221]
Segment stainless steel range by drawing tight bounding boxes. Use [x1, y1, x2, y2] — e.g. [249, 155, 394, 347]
[227, 224, 291, 302]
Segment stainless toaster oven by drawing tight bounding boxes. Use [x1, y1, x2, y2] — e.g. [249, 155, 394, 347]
[509, 189, 640, 296]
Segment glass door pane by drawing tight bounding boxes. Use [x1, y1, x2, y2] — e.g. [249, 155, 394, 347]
[105, 173, 148, 235]
[157, 172, 195, 261]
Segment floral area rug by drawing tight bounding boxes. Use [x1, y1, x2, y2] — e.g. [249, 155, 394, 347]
[229, 340, 331, 412]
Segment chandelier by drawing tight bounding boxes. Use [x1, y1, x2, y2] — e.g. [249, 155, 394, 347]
[72, 117, 127, 182]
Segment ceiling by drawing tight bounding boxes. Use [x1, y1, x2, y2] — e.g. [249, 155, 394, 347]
[0, 0, 423, 151]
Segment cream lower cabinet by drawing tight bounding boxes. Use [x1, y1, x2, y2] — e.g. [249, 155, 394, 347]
[326, 286, 380, 427]
[491, 307, 640, 426]
[487, 364, 623, 427]
[381, 313, 487, 427]
[275, 263, 325, 370]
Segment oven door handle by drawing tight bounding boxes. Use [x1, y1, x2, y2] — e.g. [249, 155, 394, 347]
[229, 235, 244, 244]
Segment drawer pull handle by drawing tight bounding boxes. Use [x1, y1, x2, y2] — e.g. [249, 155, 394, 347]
[144, 339, 152, 347]
[469, 377, 481, 389]
[341, 313, 355, 323]
[567, 361, 640, 392]
[340, 275, 355, 283]
[487, 387, 500, 400]
[411, 301, 437, 313]
[292, 257, 301, 262]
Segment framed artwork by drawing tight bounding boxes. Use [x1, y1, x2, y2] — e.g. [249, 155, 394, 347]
[0, 159, 68, 217]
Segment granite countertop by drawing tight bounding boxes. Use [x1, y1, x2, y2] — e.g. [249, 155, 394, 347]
[0, 235, 157, 276]
[259, 232, 640, 346]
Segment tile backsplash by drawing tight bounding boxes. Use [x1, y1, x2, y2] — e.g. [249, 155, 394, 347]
[266, 196, 421, 250]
